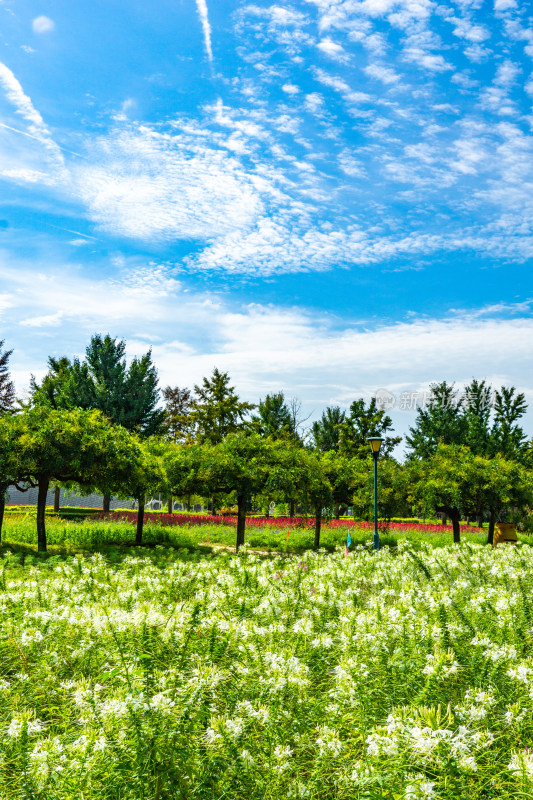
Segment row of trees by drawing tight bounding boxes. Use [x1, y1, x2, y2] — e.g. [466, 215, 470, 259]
[1, 336, 532, 552]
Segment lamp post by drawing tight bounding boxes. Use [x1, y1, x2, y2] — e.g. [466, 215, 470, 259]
[367, 437, 383, 550]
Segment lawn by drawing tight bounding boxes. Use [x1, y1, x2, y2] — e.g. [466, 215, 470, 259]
[1, 538, 533, 798]
[0, 511, 493, 554]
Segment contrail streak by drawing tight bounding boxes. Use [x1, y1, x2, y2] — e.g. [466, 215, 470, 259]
[195, 0, 213, 63]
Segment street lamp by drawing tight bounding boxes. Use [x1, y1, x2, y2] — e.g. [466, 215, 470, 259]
[367, 437, 383, 550]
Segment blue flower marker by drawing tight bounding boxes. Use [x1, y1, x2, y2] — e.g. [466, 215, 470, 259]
[347, 532, 351, 547]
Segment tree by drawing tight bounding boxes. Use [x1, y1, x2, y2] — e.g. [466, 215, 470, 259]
[350, 458, 410, 523]
[0, 340, 15, 413]
[311, 406, 346, 452]
[406, 382, 466, 460]
[0, 413, 22, 539]
[189, 368, 254, 446]
[463, 379, 492, 457]
[126, 437, 168, 546]
[168, 432, 320, 551]
[168, 432, 269, 550]
[466, 454, 533, 545]
[338, 398, 401, 459]
[30, 356, 92, 411]
[490, 387, 528, 460]
[162, 386, 193, 443]
[15, 407, 145, 551]
[32, 335, 166, 512]
[253, 392, 293, 439]
[409, 445, 474, 543]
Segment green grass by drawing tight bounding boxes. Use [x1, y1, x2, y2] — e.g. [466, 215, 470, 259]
[0, 512, 497, 555]
[1, 543, 533, 798]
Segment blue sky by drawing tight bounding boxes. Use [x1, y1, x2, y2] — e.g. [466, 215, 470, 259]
[1, 0, 533, 438]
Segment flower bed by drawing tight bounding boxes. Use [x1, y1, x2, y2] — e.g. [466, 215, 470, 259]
[94, 510, 483, 534]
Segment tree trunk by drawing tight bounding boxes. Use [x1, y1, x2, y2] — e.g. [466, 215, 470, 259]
[314, 504, 322, 549]
[451, 510, 461, 544]
[103, 493, 111, 514]
[441, 512, 447, 525]
[289, 499, 295, 519]
[334, 503, 340, 520]
[487, 508, 496, 546]
[236, 493, 246, 551]
[477, 514, 484, 529]
[53, 485, 60, 513]
[37, 477, 49, 553]
[167, 496, 173, 514]
[187, 493, 191, 512]
[0, 492, 5, 543]
[136, 495, 145, 546]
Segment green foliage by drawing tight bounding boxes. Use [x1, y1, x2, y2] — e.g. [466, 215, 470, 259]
[31, 334, 165, 438]
[252, 392, 294, 439]
[0, 544, 533, 798]
[409, 444, 533, 543]
[407, 380, 529, 462]
[337, 397, 401, 458]
[406, 381, 467, 460]
[189, 367, 255, 445]
[0, 339, 15, 413]
[311, 406, 346, 452]
[161, 385, 193, 443]
[350, 458, 411, 521]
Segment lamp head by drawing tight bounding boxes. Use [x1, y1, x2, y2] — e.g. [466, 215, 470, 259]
[367, 436, 383, 455]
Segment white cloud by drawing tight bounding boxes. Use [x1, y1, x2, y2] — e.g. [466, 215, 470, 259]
[494, 0, 516, 9]
[73, 124, 265, 242]
[304, 93, 325, 114]
[446, 16, 490, 43]
[282, 83, 300, 94]
[0, 63, 66, 182]
[194, 0, 213, 63]
[317, 38, 348, 62]
[32, 16, 55, 34]
[364, 63, 400, 84]
[4, 254, 533, 436]
[20, 311, 63, 327]
[403, 48, 452, 72]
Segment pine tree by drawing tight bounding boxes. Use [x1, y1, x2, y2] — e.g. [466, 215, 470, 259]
[0, 340, 15, 414]
[406, 382, 466, 460]
[311, 406, 346, 452]
[189, 368, 254, 445]
[253, 392, 293, 439]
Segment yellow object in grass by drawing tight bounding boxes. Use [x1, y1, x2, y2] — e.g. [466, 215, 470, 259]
[493, 523, 517, 547]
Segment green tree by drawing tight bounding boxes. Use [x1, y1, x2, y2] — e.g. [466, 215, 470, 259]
[30, 356, 92, 410]
[351, 458, 410, 523]
[338, 398, 401, 459]
[406, 382, 466, 460]
[0, 413, 22, 539]
[189, 368, 254, 446]
[0, 340, 15, 413]
[311, 406, 346, 452]
[253, 392, 293, 439]
[15, 407, 144, 551]
[490, 386, 528, 459]
[126, 437, 168, 545]
[162, 386, 193, 443]
[32, 335, 165, 512]
[409, 445, 474, 543]
[463, 379, 492, 456]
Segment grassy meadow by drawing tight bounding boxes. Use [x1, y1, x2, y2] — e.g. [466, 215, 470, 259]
[2, 513, 533, 797]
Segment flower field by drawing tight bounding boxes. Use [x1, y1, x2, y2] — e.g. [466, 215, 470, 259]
[96, 510, 483, 535]
[1, 543, 533, 798]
